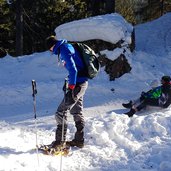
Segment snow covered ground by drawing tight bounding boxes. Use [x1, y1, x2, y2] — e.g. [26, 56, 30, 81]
[0, 13, 171, 171]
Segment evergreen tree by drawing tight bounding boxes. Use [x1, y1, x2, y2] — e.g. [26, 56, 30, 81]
[0, 0, 15, 54]
[115, 0, 136, 24]
[1, 0, 171, 56]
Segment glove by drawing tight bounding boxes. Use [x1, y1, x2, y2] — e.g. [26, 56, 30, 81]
[62, 78, 76, 105]
[65, 88, 75, 105]
[62, 80, 75, 92]
[141, 91, 146, 96]
[140, 91, 146, 101]
[68, 84, 75, 90]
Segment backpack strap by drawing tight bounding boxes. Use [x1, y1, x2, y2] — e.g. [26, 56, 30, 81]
[57, 47, 60, 63]
[71, 43, 88, 77]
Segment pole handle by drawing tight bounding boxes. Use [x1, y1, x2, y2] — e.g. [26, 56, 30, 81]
[32, 80, 37, 97]
[31, 80, 39, 166]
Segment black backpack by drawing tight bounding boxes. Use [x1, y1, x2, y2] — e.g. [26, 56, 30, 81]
[72, 42, 100, 79]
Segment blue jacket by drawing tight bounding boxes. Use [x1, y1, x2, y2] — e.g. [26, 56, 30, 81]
[52, 39, 88, 85]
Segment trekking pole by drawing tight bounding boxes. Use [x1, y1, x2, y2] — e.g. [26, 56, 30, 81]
[59, 77, 68, 171]
[31, 80, 39, 166]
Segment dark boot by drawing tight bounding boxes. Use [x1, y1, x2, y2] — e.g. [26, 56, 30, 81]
[122, 101, 133, 109]
[124, 108, 136, 117]
[66, 139, 84, 148]
[66, 121, 84, 148]
[50, 140, 64, 149]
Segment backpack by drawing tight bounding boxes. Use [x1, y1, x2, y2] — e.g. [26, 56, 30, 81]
[72, 42, 100, 79]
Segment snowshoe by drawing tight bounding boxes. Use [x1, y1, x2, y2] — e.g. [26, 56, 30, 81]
[37, 142, 70, 156]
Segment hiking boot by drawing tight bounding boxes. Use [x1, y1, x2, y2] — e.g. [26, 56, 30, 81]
[124, 108, 136, 117]
[49, 141, 64, 149]
[122, 101, 133, 109]
[66, 139, 84, 148]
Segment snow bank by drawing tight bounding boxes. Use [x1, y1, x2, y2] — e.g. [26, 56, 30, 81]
[55, 13, 133, 44]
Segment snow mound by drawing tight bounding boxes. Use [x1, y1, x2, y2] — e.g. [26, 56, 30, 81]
[55, 13, 133, 44]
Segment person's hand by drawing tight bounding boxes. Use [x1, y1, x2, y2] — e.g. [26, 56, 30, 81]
[141, 91, 146, 96]
[140, 91, 146, 101]
[65, 84, 75, 105]
[63, 81, 75, 92]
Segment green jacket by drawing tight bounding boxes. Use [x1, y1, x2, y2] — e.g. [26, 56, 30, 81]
[143, 86, 162, 99]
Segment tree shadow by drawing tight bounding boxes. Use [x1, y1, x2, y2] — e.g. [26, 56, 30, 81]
[0, 147, 35, 155]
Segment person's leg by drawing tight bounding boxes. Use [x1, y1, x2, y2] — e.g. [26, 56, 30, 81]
[71, 97, 85, 142]
[136, 98, 159, 111]
[48, 99, 69, 148]
[125, 98, 159, 117]
[69, 82, 88, 147]
[54, 81, 88, 147]
[53, 85, 80, 146]
[124, 99, 146, 117]
[122, 95, 145, 109]
[132, 98, 142, 108]
[55, 99, 68, 144]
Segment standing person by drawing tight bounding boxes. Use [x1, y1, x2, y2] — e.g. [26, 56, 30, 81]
[123, 76, 171, 117]
[46, 35, 88, 148]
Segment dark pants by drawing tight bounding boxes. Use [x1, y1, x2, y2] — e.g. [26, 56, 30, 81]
[55, 81, 88, 142]
[137, 98, 159, 111]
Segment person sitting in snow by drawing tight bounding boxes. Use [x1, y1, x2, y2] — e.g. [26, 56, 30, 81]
[122, 76, 171, 117]
[123, 79, 160, 107]
[46, 35, 88, 148]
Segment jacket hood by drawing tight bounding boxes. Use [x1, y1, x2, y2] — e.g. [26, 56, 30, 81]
[52, 39, 67, 55]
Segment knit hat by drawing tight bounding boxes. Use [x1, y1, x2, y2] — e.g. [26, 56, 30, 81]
[161, 76, 171, 82]
[46, 35, 57, 50]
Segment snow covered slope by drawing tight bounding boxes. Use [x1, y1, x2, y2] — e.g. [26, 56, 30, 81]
[0, 13, 171, 171]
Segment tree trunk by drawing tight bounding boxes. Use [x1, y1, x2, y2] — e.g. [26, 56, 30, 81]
[91, 0, 101, 16]
[105, 0, 115, 13]
[16, 0, 23, 56]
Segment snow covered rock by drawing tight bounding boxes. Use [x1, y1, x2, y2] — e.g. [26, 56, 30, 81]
[55, 13, 133, 45]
